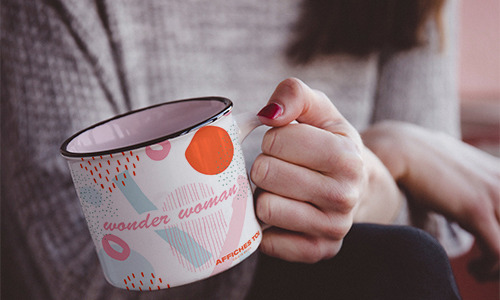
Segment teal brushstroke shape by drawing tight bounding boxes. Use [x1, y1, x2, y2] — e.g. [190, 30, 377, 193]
[113, 170, 157, 213]
[114, 170, 212, 268]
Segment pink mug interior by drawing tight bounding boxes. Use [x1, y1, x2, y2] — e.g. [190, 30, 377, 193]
[61, 97, 231, 157]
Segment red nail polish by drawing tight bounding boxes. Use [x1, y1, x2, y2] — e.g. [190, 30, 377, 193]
[257, 103, 283, 119]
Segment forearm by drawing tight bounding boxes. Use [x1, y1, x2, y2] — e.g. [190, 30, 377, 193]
[362, 120, 500, 279]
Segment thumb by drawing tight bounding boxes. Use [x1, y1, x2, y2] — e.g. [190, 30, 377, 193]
[257, 78, 359, 140]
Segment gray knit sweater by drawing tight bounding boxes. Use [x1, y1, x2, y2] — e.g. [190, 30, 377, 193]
[1, 0, 471, 299]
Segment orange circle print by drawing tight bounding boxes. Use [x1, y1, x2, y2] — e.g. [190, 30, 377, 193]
[185, 126, 234, 175]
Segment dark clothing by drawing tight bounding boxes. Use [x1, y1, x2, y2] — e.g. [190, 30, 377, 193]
[247, 224, 461, 300]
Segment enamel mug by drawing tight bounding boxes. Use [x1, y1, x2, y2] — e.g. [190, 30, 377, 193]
[60, 97, 262, 291]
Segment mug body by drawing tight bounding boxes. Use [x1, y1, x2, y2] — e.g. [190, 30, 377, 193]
[61, 98, 262, 290]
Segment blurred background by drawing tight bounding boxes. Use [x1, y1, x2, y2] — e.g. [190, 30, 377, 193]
[459, 0, 499, 156]
[453, 0, 499, 299]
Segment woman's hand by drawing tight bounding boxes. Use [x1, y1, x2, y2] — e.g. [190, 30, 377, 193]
[363, 121, 500, 280]
[251, 78, 403, 263]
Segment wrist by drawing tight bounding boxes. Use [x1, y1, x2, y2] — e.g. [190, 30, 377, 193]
[353, 121, 415, 224]
[353, 145, 406, 224]
[361, 121, 410, 181]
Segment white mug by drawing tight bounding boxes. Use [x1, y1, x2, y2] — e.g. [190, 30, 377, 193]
[60, 97, 262, 291]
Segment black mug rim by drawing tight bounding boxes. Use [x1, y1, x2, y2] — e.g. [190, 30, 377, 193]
[60, 97, 233, 158]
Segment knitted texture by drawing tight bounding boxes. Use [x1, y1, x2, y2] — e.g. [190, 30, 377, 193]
[1, 0, 470, 299]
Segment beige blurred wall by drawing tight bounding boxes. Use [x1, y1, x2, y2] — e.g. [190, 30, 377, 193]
[458, 0, 499, 155]
[459, 0, 500, 101]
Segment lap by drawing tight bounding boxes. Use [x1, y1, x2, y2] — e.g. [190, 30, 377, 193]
[246, 223, 461, 300]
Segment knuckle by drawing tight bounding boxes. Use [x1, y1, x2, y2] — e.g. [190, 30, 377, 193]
[321, 222, 345, 240]
[322, 180, 358, 213]
[322, 241, 342, 259]
[302, 237, 342, 263]
[336, 151, 365, 182]
[467, 195, 491, 220]
[278, 77, 303, 98]
[301, 238, 324, 263]
[250, 155, 271, 185]
[262, 129, 280, 155]
[338, 186, 360, 212]
[322, 137, 364, 182]
[321, 215, 351, 240]
[259, 237, 275, 257]
[255, 195, 272, 224]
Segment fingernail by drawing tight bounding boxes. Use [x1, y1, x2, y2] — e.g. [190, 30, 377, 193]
[257, 103, 283, 119]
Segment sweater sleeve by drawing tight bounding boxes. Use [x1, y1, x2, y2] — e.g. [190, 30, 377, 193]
[1, 0, 132, 299]
[2, 1, 258, 299]
[372, 0, 460, 136]
[371, 0, 474, 257]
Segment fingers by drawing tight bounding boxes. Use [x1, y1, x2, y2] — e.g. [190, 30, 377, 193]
[471, 206, 500, 261]
[469, 214, 500, 281]
[253, 78, 363, 263]
[259, 227, 343, 263]
[479, 217, 500, 258]
[251, 153, 358, 212]
[256, 190, 351, 238]
[459, 182, 500, 259]
[257, 78, 361, 144]
[261, 123, 363, 178]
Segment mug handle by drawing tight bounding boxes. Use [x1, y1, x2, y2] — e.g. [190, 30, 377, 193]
[233, 112, 272, 231]
[234, 112, 263, 143]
